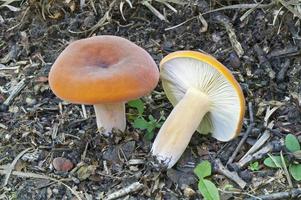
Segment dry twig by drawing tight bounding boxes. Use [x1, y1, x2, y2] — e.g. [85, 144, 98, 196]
[239, 124, 272, 162]
[227, 102, 254, 165]
[105, 182, 144, 200]
[254, 44, 276, 79]
[245, 188, 301, 200]
[213, 159, 247, 189]
[0, 169, 82, 200]
[237, 139, 284, 168]
[2, 147, 32, 187]
[3, 78, 27, 106]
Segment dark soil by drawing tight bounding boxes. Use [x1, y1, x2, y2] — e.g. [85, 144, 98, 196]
[1, 0, 301, 199]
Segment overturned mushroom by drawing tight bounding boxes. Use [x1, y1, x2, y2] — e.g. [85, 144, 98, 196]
[152, 51, 245, 168]
[49, 36, 159, 136]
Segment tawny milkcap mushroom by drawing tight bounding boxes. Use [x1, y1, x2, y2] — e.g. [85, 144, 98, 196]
[152, 51, 245, 168]
[49, 36, 159, 136]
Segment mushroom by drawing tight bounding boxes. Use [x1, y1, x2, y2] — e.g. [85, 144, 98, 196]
[151, 51, 245, 168]
[49, 36, 159, 136]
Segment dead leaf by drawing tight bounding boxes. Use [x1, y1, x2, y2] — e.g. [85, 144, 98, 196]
[76, 164, 97, 180]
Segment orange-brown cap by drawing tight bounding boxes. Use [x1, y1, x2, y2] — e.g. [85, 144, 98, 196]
[48, 36, 159, 104]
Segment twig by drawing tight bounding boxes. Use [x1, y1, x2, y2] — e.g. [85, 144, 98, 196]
[227, 102, 254, 165]
[213, 159, 246, 189]
[245, 188, 301, 200]
[254, 44, 276, 79]
[3, 78, 27, 106]
[239, 1, 264, 22]
[68, 0, 116, 34]
[237, 139, 284, 168]
[227, 124, 254, 165]
[198, 13, 208, 32]
[277, 59, 290, 81]
[213, 14, 244, 57]
[202, 2, 275, 15]
[141, 1, 167, 21]
[81, 104, 87, 119]
[239, 123, 273, 162]
[219, 189, 259, 199]
[249, 102, 254, 124]
[2, 147, 32, 187]
[164, 16, 197, 31]
[277, 0, 301, 20]
[0, 170, 82, 200]
[280, 151, 293, 188]
[193, 1, 244, 57]
[267, 47, 300, 59]
[105, 182, 144, 200]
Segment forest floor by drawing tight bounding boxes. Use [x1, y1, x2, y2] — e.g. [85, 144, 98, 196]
[0, 0, 301, 199]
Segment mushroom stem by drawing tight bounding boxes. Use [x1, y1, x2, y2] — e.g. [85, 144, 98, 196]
[94, 102, 126, 136]
[152, 88, 210, 168]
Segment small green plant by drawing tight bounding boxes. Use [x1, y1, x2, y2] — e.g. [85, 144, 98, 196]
[248, 161, 260, 171]
[128, 99, 164, 140]
[263, 134, 301, 181]
[194, 160, 220, 200]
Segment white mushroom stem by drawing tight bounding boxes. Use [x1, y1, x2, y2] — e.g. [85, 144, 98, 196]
[152, 88, 210, 168]
[94, 102, 126, 136]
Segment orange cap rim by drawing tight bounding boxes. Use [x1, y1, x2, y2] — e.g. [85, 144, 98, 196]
[160, 50, 246, 138]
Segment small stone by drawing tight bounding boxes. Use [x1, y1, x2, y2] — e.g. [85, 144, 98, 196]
[183, 186, 196, 198]
[25, 97, 37, 106]
[52, 157, 74, 172]
[5, 134, 11, 141]
[229, 52, 241, 69]
[52, 188, 59, 194]
[212, 32, 222, 43]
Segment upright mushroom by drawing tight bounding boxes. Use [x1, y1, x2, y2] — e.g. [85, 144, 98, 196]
[152, 51, 245, 168]
[49, 36, 159, 136]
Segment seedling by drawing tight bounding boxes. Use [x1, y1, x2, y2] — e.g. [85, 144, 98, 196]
[194, 160, 220, 200]
[248, 161, 260, 171]
[263, 134, 301, 181]
[128, 99, 164, 140]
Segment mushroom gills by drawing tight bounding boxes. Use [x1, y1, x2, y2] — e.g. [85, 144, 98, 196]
[94, 103, 126, 136]
[151, 87, 210, 168]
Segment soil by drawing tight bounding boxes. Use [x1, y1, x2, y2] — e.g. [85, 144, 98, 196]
[0, 0, 301, 199]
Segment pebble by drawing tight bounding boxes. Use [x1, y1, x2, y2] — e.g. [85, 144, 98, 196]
[229, 52, 241, 68]
[183, 185, 196, 198]
[52, 157, 74, 172]
[25, 97, 37, 106]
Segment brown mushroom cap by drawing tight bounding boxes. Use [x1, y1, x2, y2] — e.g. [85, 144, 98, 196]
[49, 36, 159, 104]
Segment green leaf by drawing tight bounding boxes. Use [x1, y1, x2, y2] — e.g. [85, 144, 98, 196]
[289, 164, 301, 181]
[146, 125, 155, 133]
[133, 117, 149, 130]
[198, 179, 220, 200]
[128, 99, 145, 115]
[264, 155, 283, 168]
[194, 160, 212, 179]
[248, 161, 260, 171]
[144, 131, 154, 141]
[285, 134, 300, 153]
[148, 115, 156, 122]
